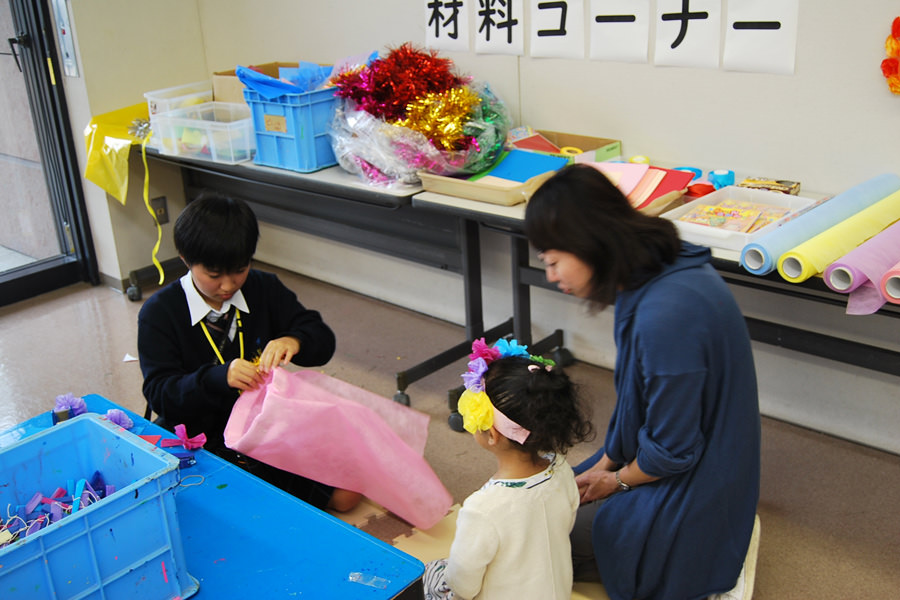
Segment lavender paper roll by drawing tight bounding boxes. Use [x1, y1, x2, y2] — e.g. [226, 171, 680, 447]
[824, 219, 900, 294]
[740, 173, 900, 275]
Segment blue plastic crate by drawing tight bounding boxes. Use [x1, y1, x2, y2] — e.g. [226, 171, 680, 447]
[0, 414, 198, 600]
[244, 87, 339, 173]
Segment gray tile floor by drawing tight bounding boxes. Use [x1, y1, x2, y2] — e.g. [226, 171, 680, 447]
[3, 263, 900, 599]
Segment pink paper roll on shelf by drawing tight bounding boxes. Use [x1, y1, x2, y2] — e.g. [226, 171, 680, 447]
[823, 219, 900, 314]
[880, 260, 900, 305]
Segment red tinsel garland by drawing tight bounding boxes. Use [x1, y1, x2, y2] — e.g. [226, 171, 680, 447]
[333, 43, 466, 121]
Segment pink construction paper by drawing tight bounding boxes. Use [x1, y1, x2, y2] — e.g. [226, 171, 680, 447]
[224, 368, 452, 529]
[824, 220, 900, 314]
[586, 161, 649, 196]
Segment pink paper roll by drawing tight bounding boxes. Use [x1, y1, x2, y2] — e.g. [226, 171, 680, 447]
[880, 259, 900, 305]
[824, 220, 900, 314]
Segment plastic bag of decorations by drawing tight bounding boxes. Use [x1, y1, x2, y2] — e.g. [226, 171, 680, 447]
[329, 44, 511, 187]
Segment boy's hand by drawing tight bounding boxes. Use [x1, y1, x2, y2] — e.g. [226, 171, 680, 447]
[227, 358, 266, 391]
[257, 336, 301, 373]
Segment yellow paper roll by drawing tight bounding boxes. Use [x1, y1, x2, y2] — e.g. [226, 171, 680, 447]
[560, 146, 583, 156]
[777, 189, 900, 283]
[629, 155, 650, 164]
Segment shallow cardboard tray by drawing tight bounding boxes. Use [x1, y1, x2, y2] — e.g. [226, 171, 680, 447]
[418, 169, 555, 206]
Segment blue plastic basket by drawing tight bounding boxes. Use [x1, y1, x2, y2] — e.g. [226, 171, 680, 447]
[0, 414, 198, 600]
[244, 87, 339, 173]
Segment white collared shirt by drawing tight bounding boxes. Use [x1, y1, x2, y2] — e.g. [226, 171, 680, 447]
[180, 272, 250, 340]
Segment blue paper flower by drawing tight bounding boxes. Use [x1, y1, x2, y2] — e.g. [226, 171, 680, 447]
[493, 338, 530, 359]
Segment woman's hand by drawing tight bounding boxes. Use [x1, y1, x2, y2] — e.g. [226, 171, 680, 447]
[257, 336, 301, 373]
[227, 358, 266, 391]
[575, 464, 619, 503]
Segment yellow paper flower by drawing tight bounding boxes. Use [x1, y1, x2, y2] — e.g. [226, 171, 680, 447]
[458, 389, 493, 434]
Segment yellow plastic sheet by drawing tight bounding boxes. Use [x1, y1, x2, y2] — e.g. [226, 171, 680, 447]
[84, 102, 148, 204]
[777, 189, 900, 283]
[84, 102, 164, 284]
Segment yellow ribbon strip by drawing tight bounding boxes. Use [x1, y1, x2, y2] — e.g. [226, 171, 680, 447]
[200, 309, 244, 364]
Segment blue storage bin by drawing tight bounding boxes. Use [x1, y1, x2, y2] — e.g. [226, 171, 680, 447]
[0, 414, 198, 600]
[244, 87, 339, 173]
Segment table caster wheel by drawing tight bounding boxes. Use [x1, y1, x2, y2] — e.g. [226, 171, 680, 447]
[552, 347, 575, 367]
[393, 391, 411, 406]
[448, 411, 465, 432]
[126, 285, 142, 301]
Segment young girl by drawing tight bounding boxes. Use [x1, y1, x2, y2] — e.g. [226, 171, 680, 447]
[424, 338, 594, 600]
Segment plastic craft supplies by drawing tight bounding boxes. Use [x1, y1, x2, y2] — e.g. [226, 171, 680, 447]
[740, 173, 900, 276]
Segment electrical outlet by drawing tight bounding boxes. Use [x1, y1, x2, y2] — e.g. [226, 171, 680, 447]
[150, 196, 169, 224]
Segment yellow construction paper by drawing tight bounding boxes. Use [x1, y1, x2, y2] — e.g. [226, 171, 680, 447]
[777, 189, 900, 283]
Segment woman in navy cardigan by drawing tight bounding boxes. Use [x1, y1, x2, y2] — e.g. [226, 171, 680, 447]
[525, 164, 760, 600]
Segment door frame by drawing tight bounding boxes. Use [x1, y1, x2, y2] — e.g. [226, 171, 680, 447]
[2, 0, 98, 307]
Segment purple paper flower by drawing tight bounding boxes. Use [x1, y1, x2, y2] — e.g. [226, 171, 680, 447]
[462, 358, 489, 391]
[54, 393, 87, 416]
[106, 408, 133, 429]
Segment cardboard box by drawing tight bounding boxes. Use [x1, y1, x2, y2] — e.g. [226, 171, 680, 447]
[213, 61, 299, 105]
[519, 130, 622, 163]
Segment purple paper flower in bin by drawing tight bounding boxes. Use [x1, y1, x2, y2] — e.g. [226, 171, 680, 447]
[106, 408, 133, 429]
[54, 393, 87, 416]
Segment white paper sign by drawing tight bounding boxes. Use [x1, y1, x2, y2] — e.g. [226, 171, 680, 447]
[589, 0, 650, 63]
[723, 0, 799, 75]
[530, 0, 585, 59]
[474, 0, 525, 55]
[654, 0, 721, 68]
[425, 0, 471, 53]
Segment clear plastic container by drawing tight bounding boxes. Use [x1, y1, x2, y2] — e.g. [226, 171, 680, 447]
[153, 101, 256, 164]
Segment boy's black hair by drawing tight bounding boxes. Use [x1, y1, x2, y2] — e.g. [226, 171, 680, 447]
[484, 356, 594, 460]
[174, 190, 259, 272]
[524, 163, 681, 310]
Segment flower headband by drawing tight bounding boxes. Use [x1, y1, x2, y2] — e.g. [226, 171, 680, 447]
[457, 338, 555, 444]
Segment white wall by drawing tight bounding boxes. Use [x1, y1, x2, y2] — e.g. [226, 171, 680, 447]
[59, 0, 900, 453]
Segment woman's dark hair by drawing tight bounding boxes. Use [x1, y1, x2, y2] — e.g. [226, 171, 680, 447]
[524, 163, 681, 310]
[174, 190, 259, 272]
[484, 356, 594, 461]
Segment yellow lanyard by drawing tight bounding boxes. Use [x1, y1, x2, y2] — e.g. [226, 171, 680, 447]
[200, 308, 244, 365]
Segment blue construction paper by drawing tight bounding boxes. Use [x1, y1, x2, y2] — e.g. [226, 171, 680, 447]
[473, 149, 570, 183]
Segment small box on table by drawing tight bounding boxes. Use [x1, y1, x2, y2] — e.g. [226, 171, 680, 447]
[213, 62, 299, 105]
[0, 413, 198, 600]
[144, 80, 213, 117]
[512, 130, 622, 163]
[152, 101, 256, 164]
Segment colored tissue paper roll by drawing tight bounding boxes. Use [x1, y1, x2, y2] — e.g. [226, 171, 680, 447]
[740, 173, 900, 276]
[881, 260, 900, 304]
[674, 166, 703, 181]
[823, 219, 900, 314]
[777, 188, 900, 284]
[708, 169, 735, 189]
